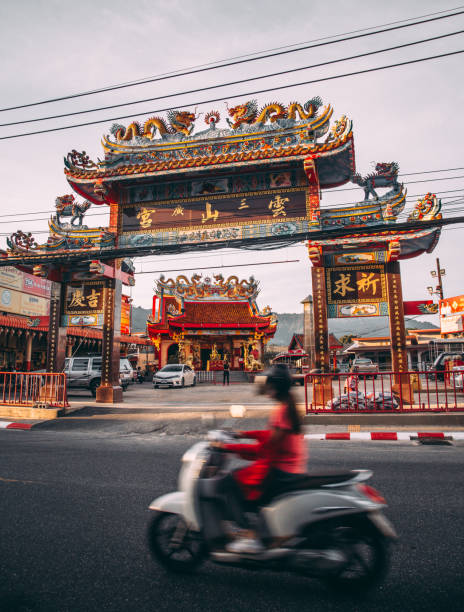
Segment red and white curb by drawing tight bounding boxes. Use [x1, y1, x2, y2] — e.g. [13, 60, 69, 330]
[0, 420, 33, 430]
[304, 432, 464, 441]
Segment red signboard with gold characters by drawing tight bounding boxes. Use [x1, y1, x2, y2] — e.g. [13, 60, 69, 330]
[64, 282, 105, 315]
[326, 265, 386, 304]
[121, 188, 309, 235]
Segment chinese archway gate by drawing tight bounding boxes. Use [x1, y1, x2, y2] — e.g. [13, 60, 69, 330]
[4, 97, 443, 402]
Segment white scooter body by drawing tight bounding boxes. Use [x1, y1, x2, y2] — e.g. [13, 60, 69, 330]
[148, 434, 396, 541]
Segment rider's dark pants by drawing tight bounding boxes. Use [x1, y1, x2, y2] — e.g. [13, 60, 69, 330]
[219, 469, 306, 532]
[223, 371, 230, 385]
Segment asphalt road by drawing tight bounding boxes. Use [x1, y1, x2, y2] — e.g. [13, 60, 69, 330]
[0, 430, 463, 612]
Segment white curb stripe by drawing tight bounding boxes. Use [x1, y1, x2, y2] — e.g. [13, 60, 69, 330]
[449, 432, 464, 439]
[350, 432, 372, 440]
[0, 421, 11, 429]
[304, 431, 464, 441]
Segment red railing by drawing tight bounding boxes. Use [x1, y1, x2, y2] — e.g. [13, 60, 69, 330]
[304, 370, 464, 413]
[0, 372, 68, 408]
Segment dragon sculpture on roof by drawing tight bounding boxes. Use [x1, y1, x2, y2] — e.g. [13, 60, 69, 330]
[407, 193, 442, 221]
[351, 162, 400, 200]
[156, 274, 259, 299]
[109, 97, 327, 142]
[111, 109, 198, 141]
[226, 97, 323, 130]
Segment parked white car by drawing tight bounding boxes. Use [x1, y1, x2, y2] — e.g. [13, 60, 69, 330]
[452, 366, 464, 390]
[153, 364, 196, 389]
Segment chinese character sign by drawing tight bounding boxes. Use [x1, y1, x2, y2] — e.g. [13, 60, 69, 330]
[326, 266, 386, 304]
[121, 188, 309, 234]
[65, 283, 104, 314]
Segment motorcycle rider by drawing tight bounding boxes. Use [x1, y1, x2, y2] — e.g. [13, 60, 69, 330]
[215, 364, 307, 554]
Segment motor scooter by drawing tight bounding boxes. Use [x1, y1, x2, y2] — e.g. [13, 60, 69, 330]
[147, 430, 397, 590]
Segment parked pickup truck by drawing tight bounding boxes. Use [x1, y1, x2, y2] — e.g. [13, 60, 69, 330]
[64, 356, 134, 396]
[350, 357, 378, 378]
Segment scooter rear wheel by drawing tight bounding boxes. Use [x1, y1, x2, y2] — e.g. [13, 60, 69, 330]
[322, 517, 389, 590]
[147, 512, 205, 573]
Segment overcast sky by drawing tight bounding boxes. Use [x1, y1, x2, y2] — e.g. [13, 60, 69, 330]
[0, 0, 463, 319]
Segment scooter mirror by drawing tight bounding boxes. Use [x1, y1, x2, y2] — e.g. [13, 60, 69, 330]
[229, 404, 246, 418]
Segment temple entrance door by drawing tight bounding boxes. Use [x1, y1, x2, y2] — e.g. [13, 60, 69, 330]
[167, 343, 179, 364]
[200, 348, 209, 370]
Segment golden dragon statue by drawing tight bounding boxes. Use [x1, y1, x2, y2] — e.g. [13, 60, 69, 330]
[226, 97, 323, 129]
[111, 109, 197, 141]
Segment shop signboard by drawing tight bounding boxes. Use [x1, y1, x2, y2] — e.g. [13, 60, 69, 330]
[20, 293, 50, 317]
[0, 267, 23, 291]
[22, 273, 52, 298]
[440, 314, 464, 334]
[439, 295, 464, 335]
[440, 295, 464, 316]
[0, 266, 52, 298]
[403, 300, 438, 315]
[0, 287, 21, 313]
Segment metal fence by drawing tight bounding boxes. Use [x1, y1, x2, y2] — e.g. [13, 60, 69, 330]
[304, 370, 464, 413]
[196, 370, 255, 385]
[0, 372, 68, 408]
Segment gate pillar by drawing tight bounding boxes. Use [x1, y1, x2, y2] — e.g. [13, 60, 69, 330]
[385, 261, 412, 402]
[96, 274, 123, 403]
[46, 281, 67, 373]
[385, 261, 408, 374]
[311, 267, 330, 371]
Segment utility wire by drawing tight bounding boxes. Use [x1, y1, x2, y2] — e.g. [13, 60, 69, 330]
[0, 183, 463, 225]
[2, 8, 463, 113]
[3, 29, 462, 128]
[135, 259, 300, 274]
[1, 48, 463, 141]
[28, 5, 464, 101]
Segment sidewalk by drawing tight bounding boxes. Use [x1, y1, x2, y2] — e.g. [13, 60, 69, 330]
[2, 396, 464, 436]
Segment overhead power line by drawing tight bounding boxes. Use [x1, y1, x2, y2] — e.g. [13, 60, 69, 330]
[3, 29, 463, 128]
[1, 215, 463, 266]
[2, 7, 463, 113]
[1, 48, 463, 141]
[135, 259, 300, 274]
[0, 179, 462, 225]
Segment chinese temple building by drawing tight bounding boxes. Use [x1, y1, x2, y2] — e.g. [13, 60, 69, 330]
[147, 274, 276, 371]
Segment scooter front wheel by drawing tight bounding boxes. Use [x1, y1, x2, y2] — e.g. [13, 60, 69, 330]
[147, 512, 206, 573]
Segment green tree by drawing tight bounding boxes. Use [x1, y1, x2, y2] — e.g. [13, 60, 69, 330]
[339, 334, 354, 346]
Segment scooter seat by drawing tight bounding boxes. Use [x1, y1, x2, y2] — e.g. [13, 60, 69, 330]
[295, 470, 358, 489]
[266, 470, 358, 500]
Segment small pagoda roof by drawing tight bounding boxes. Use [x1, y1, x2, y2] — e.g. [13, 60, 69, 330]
[168, 302, 274, 330]
[147, 273, 276, 337]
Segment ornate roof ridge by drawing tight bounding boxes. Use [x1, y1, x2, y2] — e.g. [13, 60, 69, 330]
[64, 109, 353, 180]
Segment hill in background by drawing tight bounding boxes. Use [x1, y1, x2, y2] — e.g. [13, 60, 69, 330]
[130, 306, 438, 346]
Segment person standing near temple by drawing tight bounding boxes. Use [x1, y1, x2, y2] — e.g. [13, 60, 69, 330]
[223, 359, 230, 386]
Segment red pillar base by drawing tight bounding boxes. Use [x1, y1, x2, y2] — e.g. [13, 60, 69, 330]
[95, 385, 123, 403]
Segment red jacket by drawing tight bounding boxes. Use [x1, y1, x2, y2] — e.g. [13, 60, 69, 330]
[224, 430, 276, 501]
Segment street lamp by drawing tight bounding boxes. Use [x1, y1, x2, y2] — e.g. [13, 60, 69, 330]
[428, 258, 445, 300]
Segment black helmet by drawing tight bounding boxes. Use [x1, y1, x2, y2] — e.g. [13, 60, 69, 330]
[257, 363, 292, 395]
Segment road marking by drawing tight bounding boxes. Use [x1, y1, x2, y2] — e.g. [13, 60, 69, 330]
[0, 476, 41, 485]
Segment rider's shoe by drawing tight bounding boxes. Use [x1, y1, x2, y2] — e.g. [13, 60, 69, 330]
[226, 537, 265, 554]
